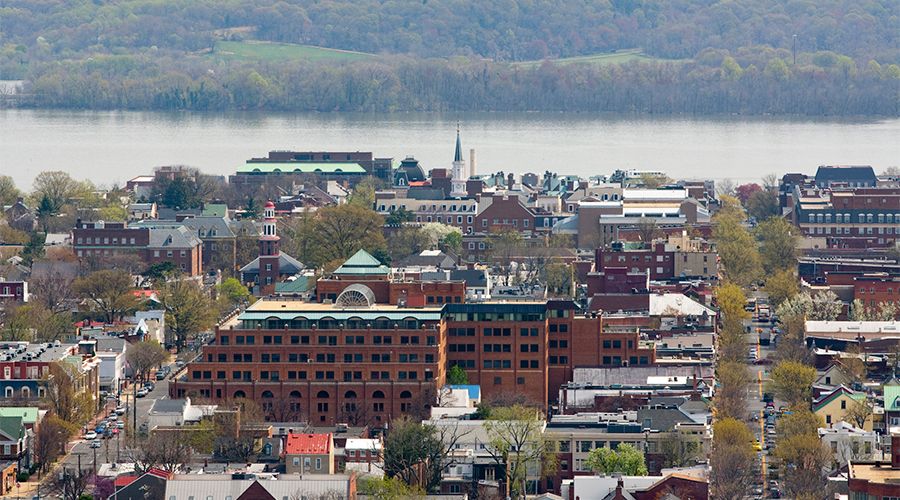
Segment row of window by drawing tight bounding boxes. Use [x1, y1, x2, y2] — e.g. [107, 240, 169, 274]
[806, 212, 898, 223]
[222, 334, 434, 345]
[807, 226, 896, 235]
[379, 203, 476, 213]
[76, 236, 137, 245]
[447, 312, 547, 322]
[858, 287, 895, 295]
[195, 369, 431, 381]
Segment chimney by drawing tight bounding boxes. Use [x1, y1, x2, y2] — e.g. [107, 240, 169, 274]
[469, 149, 476, 178]
[892, 433, 900, 469]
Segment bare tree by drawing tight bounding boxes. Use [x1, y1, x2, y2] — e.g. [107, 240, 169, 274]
[635, 217, 660, 243]
[126, 341, 169, 383]
[127, 431, 194, 474]
[484, 405, 555, 499]
[33, 415, 77, 473]
[53, 468, 91, 500]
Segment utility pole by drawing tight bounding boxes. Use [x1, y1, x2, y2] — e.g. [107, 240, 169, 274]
[792, 34, 797, 65]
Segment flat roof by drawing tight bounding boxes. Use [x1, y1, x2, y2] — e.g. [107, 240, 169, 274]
[849, 462, 900, 483]
[238, 162, 366, 174]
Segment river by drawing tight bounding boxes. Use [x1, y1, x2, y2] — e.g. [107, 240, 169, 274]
[1, 109, 898, 189]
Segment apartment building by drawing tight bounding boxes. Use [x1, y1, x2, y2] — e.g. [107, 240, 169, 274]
[72, 220, 203, 276]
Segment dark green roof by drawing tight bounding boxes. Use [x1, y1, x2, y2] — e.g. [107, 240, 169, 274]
[0, 416, 24, 441]
[274, 275, 316, 294]
[238, 162, 366, 174]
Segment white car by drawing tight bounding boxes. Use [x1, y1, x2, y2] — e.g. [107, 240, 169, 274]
[84, 431, 97, 440]
[116, 421, 125, 429]
[115, 407, 126, 415]
[90, 440, 102, 448]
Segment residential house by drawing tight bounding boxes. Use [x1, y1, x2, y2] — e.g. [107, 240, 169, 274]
[95, 337, 128, 393]
[0, 416, 26, 469]
[813, 386, 873, 430]
[0, 279, 27, 304]
[819, 421, 881, 466]
[285, 433, 335, 474]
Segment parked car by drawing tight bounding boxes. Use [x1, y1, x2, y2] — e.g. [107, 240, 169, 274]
[84, 431, 97, 440]
[136, 389, 148, 398]
[90, 440, 101, 448]
[115, 406, 126, 415]
[116, 421, 125, 429]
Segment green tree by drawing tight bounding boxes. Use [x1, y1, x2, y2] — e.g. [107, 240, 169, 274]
[584, 443, 648, 476]
[385, 208, 415, 225]
[126, 341, 169, 383]
[716, 361, 750, 419]
[712, 200, 762, 287]
[765, 269, 799, 307]
[446, 365, 469, 385]
[217, 277, 251, 310]
[32, 170, 77, 212]
[359, 476, 424, 500]
[0, 175, 22, 206]
[771, 360, 817, 408]
[21, 232, 46, 266]
[773, 433, 830, 498]
[388, 226, 431, 262]
[710, 418, 754, 499]
[756, 217, 797, 274]
[484, 405, 556, 499]
[158, 279, 216, 351]
[348, 177, 377, 208]
[383, 417, 455, 492]
[746, 189, 779, 222]
[439, 231, 462, 255]
[306, 203, 387, 270]
[73, 269, 138, 323]
[544, 262, 573, 297]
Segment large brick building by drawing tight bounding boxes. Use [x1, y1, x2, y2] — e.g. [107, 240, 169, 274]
[72, 221, 203, 276]
[791, 187, 899, 249]
[173, 251, 655, 421]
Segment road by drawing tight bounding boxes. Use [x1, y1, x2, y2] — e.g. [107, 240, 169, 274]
[60, 371, 172, 474]
[744, 309, 783, 499]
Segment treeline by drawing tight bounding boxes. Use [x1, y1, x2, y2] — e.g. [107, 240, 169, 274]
[1, 0, 897, 65]
[19, 52, 900, 115]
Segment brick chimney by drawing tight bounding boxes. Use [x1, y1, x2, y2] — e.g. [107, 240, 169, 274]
[892, 433, 900, 469]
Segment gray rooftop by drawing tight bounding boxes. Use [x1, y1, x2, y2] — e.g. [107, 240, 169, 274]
[150, 398, 188, 414]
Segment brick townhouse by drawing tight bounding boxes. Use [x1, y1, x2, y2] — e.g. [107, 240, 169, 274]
[72, 220, 203, 276]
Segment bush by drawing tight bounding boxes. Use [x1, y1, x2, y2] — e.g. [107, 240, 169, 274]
[17, 472, 29, 482]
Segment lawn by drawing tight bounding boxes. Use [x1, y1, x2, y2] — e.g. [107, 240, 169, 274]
[211, 40, 375, 63]
[513, 49, 681, 68]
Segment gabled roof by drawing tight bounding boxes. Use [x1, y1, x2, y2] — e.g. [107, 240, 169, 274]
[240, 253, 305, 274]
[146, 225, 202, 249]
[0, 416, 24, 442]
[285, 433, 332, 455]
[333, 249, 389, 276]
[884, 380, 900, 412]
[813, 385, 865, 412]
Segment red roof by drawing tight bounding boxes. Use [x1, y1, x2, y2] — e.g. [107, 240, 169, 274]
[114, 475, 138, 487]
[132, 290, 158, 298]
[285, 433, 332, 455]
[265, 200, 276, 208]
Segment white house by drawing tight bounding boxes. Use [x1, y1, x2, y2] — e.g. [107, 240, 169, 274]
[819, 421, 882, 466]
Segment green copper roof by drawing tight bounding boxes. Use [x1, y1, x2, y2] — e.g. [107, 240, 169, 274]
[0, 407, 39, 425]
[238, 162, 367, 174]
[334, 249, 390, 275]
[275, 275, 316, 294]
[202, 204, 229, 217]
[885, 383, 900, 412]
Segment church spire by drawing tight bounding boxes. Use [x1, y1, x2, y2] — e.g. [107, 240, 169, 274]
[454, 122, 462, 163]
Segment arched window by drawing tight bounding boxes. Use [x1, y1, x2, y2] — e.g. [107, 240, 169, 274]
[233, 390, 246, 399]
[344, 390, 357, 399]
[317, 390, 330, 399]
[400, 391, 412, 399]
[4, 387, 11, 398]
[372, 390, 385, 399]
[261, 391, 274, 398]
[289, 391, 302, 398]
[21, 387, 30, 399]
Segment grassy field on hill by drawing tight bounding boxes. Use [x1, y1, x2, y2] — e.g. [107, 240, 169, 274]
[211, 40, 375, 63]
[514, 49, 684, 68]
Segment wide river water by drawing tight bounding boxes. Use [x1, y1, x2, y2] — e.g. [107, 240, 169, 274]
[1, 109, 898, 189]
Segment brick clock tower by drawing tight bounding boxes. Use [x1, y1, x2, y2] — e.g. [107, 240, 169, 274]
[258, 201, 280, 296]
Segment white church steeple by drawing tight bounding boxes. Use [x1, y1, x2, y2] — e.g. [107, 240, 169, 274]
[450, 123, 467, 198]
